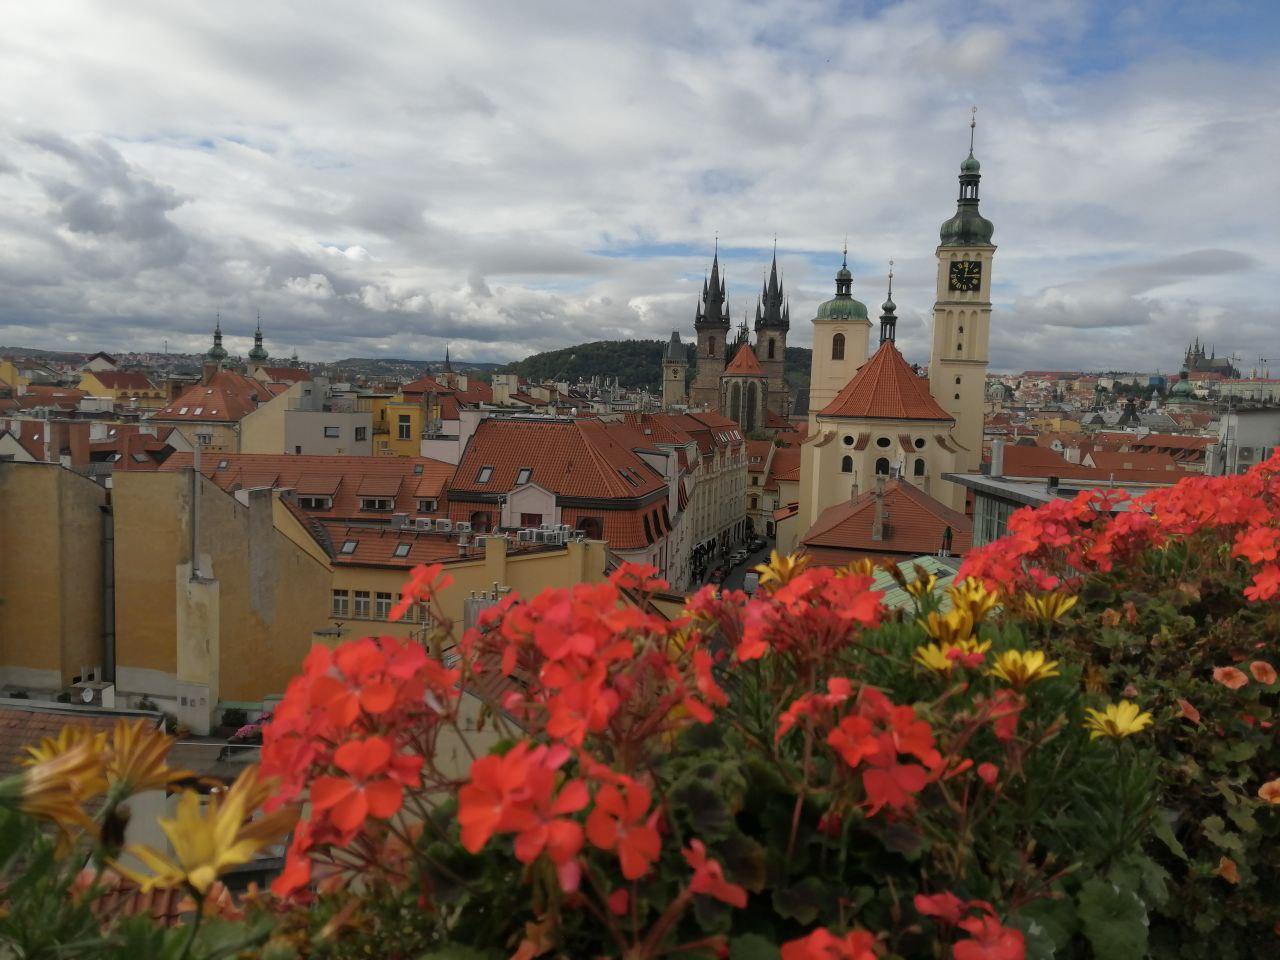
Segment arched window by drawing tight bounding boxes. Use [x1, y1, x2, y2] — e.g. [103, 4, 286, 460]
[955, 376, 962, 385]
[832, 333, 845, 361]
[767, 521, 775, 537]
[875, 457, 891, 475]
[841, 455, 853, 473]
[914, 458, 926, 476]
[708, 336, 716, 356]
[729, 382, 742, 423]
[767, 339, 776, 359]
[745, 382, 758, 433]
[469, 511, 492, 533]
[577, 517, 603, 539]
[958, 325, 964, 334]
[957, 342, 963, 352]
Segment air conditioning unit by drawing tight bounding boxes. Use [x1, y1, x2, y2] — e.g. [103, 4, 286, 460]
[559, 524, 572, 536]
[455, 521, 473, 533]
[517, 529, 534, 542]
[533, 531, 548, 543]
[72, 681, 116, 709]
[473, 535, 487, 548]
[435, 519, 453, 532]
[415, 517, 432, 530]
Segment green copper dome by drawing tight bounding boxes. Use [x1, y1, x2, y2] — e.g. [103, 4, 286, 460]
[1170, 378, 1193, 397]
[961, 154, 981, 174]
[248, 342, 268, 362]
[939, 204, 994, 247]
[815, 296, 868, 322]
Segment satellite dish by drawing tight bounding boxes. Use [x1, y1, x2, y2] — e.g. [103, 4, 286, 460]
[81, 688, 94, 704]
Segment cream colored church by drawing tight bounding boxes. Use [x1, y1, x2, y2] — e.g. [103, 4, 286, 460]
[798, 131, 995, 523]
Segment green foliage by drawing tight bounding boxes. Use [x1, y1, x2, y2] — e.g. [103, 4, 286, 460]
[504, 339, 673, 389]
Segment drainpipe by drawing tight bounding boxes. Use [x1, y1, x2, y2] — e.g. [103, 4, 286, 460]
[101, 506, 115, 682]
[191, 443, 202, 578]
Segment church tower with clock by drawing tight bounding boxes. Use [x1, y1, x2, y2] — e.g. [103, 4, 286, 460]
[928, 115, 995, 474]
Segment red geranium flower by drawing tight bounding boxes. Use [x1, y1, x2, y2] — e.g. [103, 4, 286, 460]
[310, 736, 418, 833]
[683, 839, 747, 908]
[585, 778, 662, 880]
[780, 927, 879, 959]
[954, 914, 1026, 960]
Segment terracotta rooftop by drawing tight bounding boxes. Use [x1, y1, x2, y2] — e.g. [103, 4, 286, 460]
[451, 418, 667, 501]
[257, 366, 312, 383]
[724, 343, 765, 376]
[746, 439, 774, 473]
[154, 371, 268, 424]
[764, 446, 801, 490]
[1083, 450, 1181, 472]
[159, 452, 453, 520]
[819, 342, 953, 422]
[0, 702, 162, 780]
[14, 386, 85, 411]
[800, 479, 972, 564]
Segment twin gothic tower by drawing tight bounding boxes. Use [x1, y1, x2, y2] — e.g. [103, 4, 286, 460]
[663, 245, 792, 431]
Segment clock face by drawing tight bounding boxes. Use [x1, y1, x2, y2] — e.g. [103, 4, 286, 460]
[949, 260, 982, 292]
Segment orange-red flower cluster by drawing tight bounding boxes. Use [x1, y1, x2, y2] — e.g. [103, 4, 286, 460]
[961, 453, 1280, 604]
[780, 927, 879, 959]
[915, 892, 1025, 960]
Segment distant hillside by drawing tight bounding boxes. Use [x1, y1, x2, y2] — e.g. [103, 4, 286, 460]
[507, 339, 812, 394]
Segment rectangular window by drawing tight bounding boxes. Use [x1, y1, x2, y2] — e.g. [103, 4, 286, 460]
[417, 498, 437, 512]
[520, 512, 543, 528]
[197, 433, 213, 445]
[375, 592, 393, 619]
[515, 467, 532, 486]
[324, 426, 340, 438]
[355, 426, 367, 441]
[397, 414, 411, 440]
[393, 543, 411, 558]
[476, 466, 493, 483]
[360, 497, 393, 512]
[353, 590, 371, 618]
[299, 496, 332, 510]
[331, 590, 349, 617]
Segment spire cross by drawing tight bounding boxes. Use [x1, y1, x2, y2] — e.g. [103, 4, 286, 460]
[842, 235, 848, 268]
[888, 259, 895, 298]
[969, 105, 977, 155]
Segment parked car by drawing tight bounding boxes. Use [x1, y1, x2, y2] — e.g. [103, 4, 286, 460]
[750, 538, 767, 552]
[730, 551, 749, 565]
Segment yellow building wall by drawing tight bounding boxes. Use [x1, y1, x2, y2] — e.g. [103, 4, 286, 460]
[0, 463, 106, 690]
[76, 372, 167, 410]
[0, 359, 26, 389]
[113, 471, 334, 705]
[150, 420, 241, 455]
[327, 539, 608, 645]
[383, 401, 425, 457]
[239, 383, 300, 454]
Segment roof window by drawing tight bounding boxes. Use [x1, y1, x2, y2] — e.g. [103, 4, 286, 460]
[516, 467, 532, 485]
[178, 407, 188, 415]
[476, 466, 493, 483]
[193, 407, 203, 416]
[340, 540, 358, 554]
[413, 463, 424, 475]
[393, 543, 412, 558]
[217, 459, 228, 469]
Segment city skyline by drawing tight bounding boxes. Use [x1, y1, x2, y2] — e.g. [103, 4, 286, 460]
[0, 1, 1276, 371]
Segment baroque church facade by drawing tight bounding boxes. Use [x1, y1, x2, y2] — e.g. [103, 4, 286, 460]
[798, 127, 996, 518]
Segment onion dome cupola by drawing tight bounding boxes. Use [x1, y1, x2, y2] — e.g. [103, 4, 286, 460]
[814, 242, 869, 322]
[207, 315, 229, 363]
[248, 311, 268, 362]
[939, 111, 995, 247]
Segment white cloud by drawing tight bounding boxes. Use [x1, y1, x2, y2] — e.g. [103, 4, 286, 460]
[0, 0, 1275, 372]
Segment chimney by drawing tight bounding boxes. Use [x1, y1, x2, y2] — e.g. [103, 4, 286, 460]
[990, 438, 1005, 477]
[871, 476, 887, 542]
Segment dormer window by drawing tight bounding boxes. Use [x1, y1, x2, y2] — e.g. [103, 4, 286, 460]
[360, 497, 393, 512]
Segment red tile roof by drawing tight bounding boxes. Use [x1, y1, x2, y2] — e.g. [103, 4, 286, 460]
[154, 371, 268, 423]
[819, 342, 953, 421]
[15, 386, 85, 411]
[746, 439, 774, 473]
[159, 453, 453, 520]
[258, 367, 312, 383]
[0, 704, 161, 780]
[450, 419, 667, 500]
[724, 343, 765, 376]
[800, 479, 972, 564]
[1083, 450, 1180, 472]
[764, 446, 801, 490]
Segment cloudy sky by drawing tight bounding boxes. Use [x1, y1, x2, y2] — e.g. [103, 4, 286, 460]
[1, 0, 1277, 372]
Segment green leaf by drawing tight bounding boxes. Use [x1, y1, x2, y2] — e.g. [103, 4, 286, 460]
[1077, 878, 1149, 960]
[729, 933, 782, 960]
[1152, 811, 1189, 861]
[1012, 897, 1078, 960]
[417, 948, 500, 960]
[772, 877, 827, 926]
[1201, 815, 1244, 854]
